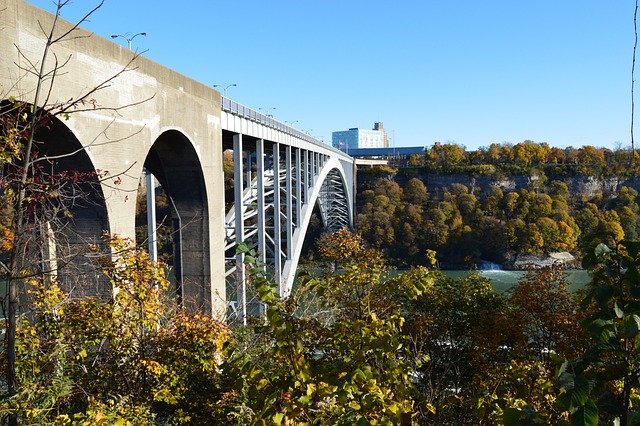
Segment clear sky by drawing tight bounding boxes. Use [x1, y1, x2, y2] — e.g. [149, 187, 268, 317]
[25, 0, 637, 150]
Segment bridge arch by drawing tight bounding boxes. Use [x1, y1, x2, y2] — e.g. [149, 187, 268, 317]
[223, 137, 354, 319]
[316, 164, 354, 232]
[280, 157, 353, 296]
[0, 100, 110, 297]
[3, 2, 227, 317]
[219, 99, 356, 322]
[142, 129, 211, 312]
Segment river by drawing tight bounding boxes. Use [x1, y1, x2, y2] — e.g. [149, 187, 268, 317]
[301, 268, 592, 293]
[440, 269, 591, 293]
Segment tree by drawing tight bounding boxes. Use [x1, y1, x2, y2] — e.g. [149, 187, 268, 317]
[549, 146, 566, 164]
[614, 186, 639, 210]
[597, 210, 625, 247]
[386, 269, 514, 423]
[535, 217, 560, 252]
[0, 1, 145, 419]
[456, 192, 478, 220]
[477, 216, 505, 262]
[577, 145, 605, 173]
[229, 234, 414, 424]
[0, 236, 232, 423]
[549, 180, 570, 199]
[574, 202, 601, 245]
[403, 177, 428, 206]
[556, 220, 578, 251]
[528, 193, 553, 221]
[509, 266, 588, 367]
[428, 142, 467, 171]
[316, 226, 367, 270]
[407, 153, 425, 167]
[423, 209, 450, 249]
[503, 192, 520, 220]
[522, 223, 544, 254]
[619, 205, 640, 240]
[482, 143, 503, 164]
[373, 179, 403, 203]
[517, 140, 550, 165]
[355, 195, 396, 253]
[482, 185, 504, 217]
[558, 241, 640, 425]
[395, 203, 424, 260]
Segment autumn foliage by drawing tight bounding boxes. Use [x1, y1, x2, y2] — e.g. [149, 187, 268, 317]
[4, 229, 640, 424]
[0, 237, 232, 424]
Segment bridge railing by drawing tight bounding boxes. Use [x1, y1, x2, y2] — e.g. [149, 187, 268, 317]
[221, 96, 351, 160]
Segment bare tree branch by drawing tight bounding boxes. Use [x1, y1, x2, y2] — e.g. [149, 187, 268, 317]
[1, 3, 152, 416]
[633, 0, 638, 163]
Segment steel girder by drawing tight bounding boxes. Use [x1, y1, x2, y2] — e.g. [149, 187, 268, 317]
[224, 135, 352, 323]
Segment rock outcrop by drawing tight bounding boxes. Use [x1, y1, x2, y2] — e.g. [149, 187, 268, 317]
[509, 252, 578, 270]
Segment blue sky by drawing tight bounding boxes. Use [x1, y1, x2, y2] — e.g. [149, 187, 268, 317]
[26, 0, 635, 150]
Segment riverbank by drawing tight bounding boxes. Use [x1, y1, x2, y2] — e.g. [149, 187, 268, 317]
[506, 251, 580, 270]
[298, 265, 591, 294]
[441, 269, 590, 293]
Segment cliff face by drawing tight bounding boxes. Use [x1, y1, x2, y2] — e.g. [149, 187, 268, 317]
[355, 166, 640, 269]
[492, 176, 640, 198]
[389, 173, 640, 198]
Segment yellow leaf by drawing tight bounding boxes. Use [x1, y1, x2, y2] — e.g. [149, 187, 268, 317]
[306, 383, 317, 395]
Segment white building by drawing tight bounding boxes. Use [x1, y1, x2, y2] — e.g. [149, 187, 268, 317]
[332, 122, 388, 151]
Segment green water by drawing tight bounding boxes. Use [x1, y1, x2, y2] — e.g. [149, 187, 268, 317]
[299, 268, 592, 294]
[440, 269, 591, 293]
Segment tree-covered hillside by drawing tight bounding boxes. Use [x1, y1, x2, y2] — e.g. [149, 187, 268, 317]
[356, 141, 640, 268]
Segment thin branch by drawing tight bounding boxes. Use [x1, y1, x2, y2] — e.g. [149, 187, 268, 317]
[47, 0, 105, 46]
[29, 107, 152, 165]
[40, 54, 147, 128]
[49, 93, 154, 122]
[633, 0, 638, 163]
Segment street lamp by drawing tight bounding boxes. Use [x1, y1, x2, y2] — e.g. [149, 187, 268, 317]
[111, 32, 147, 50]
[285, 120, 299, 126]
[259, 107, 276, 117]
[213, 83, 237, 97]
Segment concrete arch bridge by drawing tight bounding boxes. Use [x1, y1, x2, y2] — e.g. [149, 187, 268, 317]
[0, 0, 355, 319]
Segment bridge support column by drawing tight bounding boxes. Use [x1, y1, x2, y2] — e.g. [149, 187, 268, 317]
[257, 139, 271, 317]
[256, 138, 266, 268]
[304, 150, 310, 204]
[146, 169, 158, 262]
[273, 142, 282, 291]
[233, 134, 247, 325]
[285, 146, 293, 273]
[314, 153, 318, 185]
[295, 148, 302, 228]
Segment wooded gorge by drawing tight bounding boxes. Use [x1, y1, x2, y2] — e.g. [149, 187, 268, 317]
[354, 141, 640, 268]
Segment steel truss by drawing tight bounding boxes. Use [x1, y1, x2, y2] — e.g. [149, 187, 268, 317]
[224, 135, 351, 323]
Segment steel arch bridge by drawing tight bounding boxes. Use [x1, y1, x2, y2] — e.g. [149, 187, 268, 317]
[220, 98, 354, 320]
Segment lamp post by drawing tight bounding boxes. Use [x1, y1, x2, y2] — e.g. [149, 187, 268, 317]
[110, 32, 147, 50]
[259, 107, 276, 117]
[285, 120, 299, 126]
[213, 83, 237, 97]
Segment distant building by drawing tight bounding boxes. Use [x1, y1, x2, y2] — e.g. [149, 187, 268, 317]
[332, 122, 388, 151]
